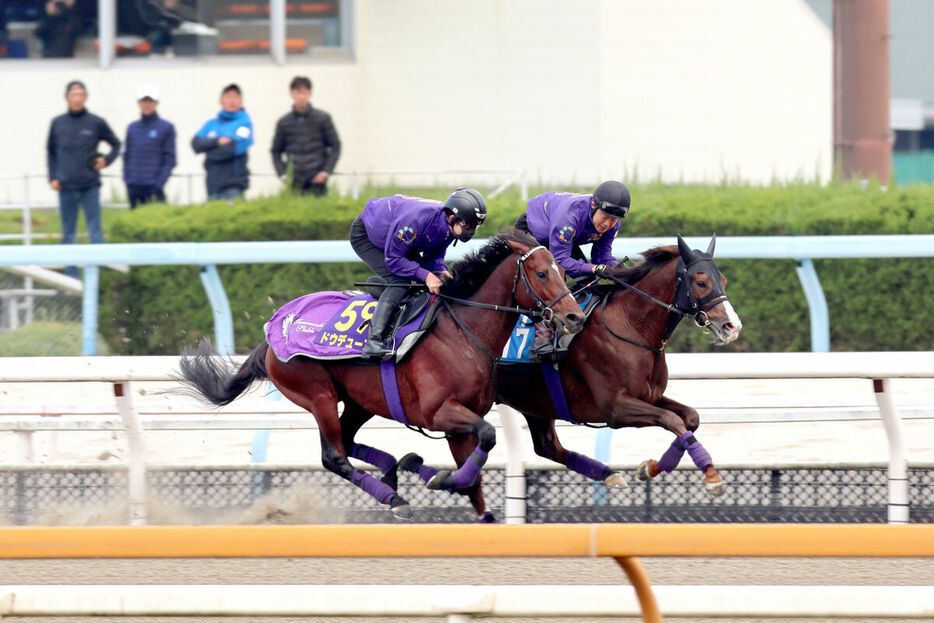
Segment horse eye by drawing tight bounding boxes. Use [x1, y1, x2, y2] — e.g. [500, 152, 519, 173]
[697, 280, 708, 288]
[536, 271, 547, 279]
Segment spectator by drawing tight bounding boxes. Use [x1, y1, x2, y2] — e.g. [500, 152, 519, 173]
[271, 76, 341, 197]
[123, 84, 176, 209]
[46, 80, 121, 278]
[192, 83, 253, 200]
[35, 0, 82, 58]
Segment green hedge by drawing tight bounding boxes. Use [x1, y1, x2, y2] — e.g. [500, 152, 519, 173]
[100, 183, 934, 355]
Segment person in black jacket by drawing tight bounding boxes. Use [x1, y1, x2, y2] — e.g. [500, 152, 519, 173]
[35, 0, 82, 58]
[46, 80, 121, 278]
[270, 76, 341, 197]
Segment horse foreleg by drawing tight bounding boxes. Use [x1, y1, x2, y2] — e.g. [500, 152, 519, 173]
[446, 433, 494, 522]
[425, 400, 495, 495]
[340, 400, 399, 490]
[650, 395, 723, 497]
[524, 414, 626, 488]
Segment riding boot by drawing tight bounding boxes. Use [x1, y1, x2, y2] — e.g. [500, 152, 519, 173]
[529, 320, 555, 363]
[361, 300, 398, 361]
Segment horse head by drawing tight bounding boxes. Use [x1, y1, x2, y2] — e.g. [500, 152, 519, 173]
[502, 230, 584, 336]
[674, 233, 742, 345]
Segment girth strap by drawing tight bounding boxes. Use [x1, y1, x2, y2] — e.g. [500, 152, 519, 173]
[379, 359, 410, 425]
[542, 362, 579, 425]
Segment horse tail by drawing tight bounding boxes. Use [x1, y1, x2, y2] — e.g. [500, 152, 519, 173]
[178, 338, 269, 407]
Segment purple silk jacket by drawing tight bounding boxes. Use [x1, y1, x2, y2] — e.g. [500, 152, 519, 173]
[360, 194, 454, 282]
[525, 191, 620, 277]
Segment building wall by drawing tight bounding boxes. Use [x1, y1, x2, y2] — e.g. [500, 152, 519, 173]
[0, 0, 831, 207]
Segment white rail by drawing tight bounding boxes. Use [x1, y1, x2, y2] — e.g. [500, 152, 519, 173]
[1, 352, 932, 524]
[0, 584, 931, 619]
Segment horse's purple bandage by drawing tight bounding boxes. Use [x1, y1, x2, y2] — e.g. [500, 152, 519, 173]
[566, 451, 611, 481]
[657, 436, 686, 473]
[352, 444, 396, 475]
[680, 431, 713, 471]
[416, 463, 440, 484]
[351, 468, 395, 504]
[452, 448, 488, 489]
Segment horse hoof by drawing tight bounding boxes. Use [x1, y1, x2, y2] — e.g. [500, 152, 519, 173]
[478, 510, 498, 523]
[426, 470, 453, 491]
[705, 479, 725, 498]
[390, 496, 412, 520]
[603, 472, 627, 488]
[636, 460, 652, 482]
[397, 452, 424, 473]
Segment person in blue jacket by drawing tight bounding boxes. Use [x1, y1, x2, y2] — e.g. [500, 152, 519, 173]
[515, 180, 631, 361]
[349, 189, 487, 360]
[191, 83, 253, 200]
[123, 84, 176, 208]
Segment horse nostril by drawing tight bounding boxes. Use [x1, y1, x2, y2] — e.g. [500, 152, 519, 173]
[567, 313, 583, 324]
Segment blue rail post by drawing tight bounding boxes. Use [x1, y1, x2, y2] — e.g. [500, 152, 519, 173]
[198, 265, 235, 355]
[81, 266, 99, 356]
[794, 258, 830, 352]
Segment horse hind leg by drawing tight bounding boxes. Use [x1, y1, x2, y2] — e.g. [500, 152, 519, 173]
[269, 358, 412, 519]
[340, 399, 400, 490]
[524, 414, 626, 488]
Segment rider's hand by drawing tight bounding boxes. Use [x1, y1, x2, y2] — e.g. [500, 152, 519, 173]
[593, 264, 611, 278]
[440, 269, 453, 281]
[425, 272, 443, 294]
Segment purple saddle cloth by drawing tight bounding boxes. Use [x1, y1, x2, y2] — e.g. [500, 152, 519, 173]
[265, 290, 431, 362]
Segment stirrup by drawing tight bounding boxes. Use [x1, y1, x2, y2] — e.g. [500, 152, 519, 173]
[361, 339, 394, 361]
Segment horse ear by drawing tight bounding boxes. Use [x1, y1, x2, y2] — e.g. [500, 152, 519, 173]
[505, 238, 533, 256]
[676, 234, 693, 263]
[706, 232, 717, 257]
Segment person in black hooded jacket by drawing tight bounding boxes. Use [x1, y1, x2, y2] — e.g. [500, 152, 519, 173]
[270, 76, 341, 197]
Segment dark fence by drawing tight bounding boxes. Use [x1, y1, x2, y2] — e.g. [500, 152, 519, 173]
[1, 466, 932, 525]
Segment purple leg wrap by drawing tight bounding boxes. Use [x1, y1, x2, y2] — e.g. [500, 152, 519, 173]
[416, 463, 440, 484]
[351, 443, 397, 475]
[680, 431, 713, 471]
[452, 448, 489, 489]
[657, 437, 686, 473]
[566, 451, 612, 482]
[351, 468, 395, 505]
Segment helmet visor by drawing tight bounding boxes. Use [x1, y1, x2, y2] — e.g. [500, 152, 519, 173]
[597, 202, 629, 219]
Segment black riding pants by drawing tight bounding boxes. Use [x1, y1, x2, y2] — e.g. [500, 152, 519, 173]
[349, 217, 409, 309]
[515, 213, 587, 262]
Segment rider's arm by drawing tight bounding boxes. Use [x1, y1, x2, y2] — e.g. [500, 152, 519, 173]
[384, 221, 431, 282]
[421, 243, 449, 276]
[549, 225, 593, 277]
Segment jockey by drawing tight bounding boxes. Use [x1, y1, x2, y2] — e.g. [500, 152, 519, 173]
[515, 180, 631, 361]
[350, 188, 487, 360]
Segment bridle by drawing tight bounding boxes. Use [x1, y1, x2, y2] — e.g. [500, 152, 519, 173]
[436, 244, 572, 323]
[602, 252, 728, 354]
[512, 245, 573, 322]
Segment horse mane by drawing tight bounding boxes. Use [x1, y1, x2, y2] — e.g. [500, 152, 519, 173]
[604, 245, 678, 287]
[440, 227, 537, 298]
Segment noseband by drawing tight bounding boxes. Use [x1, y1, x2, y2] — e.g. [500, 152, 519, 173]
[514, 245, 573, 322]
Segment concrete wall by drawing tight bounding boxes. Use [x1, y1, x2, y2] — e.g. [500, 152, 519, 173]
[0, 0, 832, 207]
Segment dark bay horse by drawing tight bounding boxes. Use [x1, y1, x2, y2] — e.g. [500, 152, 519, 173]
[179, 229, 583, 520]
[493, 234, 742, 496]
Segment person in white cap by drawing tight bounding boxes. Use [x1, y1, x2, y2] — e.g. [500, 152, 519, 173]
[122, 84, 176, 209]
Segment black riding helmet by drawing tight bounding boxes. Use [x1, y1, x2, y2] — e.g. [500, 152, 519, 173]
[591, 180, 631, 219]
[444, 187, 487, 242]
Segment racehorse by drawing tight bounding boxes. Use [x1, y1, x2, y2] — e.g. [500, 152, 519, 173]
[178, 228, 584, 520]
[492, 234, 742, 496]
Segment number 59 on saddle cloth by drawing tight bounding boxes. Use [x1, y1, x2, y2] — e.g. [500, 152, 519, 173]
[265, 290, 433, 362]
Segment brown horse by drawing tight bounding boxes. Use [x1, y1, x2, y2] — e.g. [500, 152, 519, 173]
[178, 229, 583, 520]
[492, 234, 742, 496]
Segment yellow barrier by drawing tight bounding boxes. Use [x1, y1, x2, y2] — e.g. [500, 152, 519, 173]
[1, 524, 932, 623]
